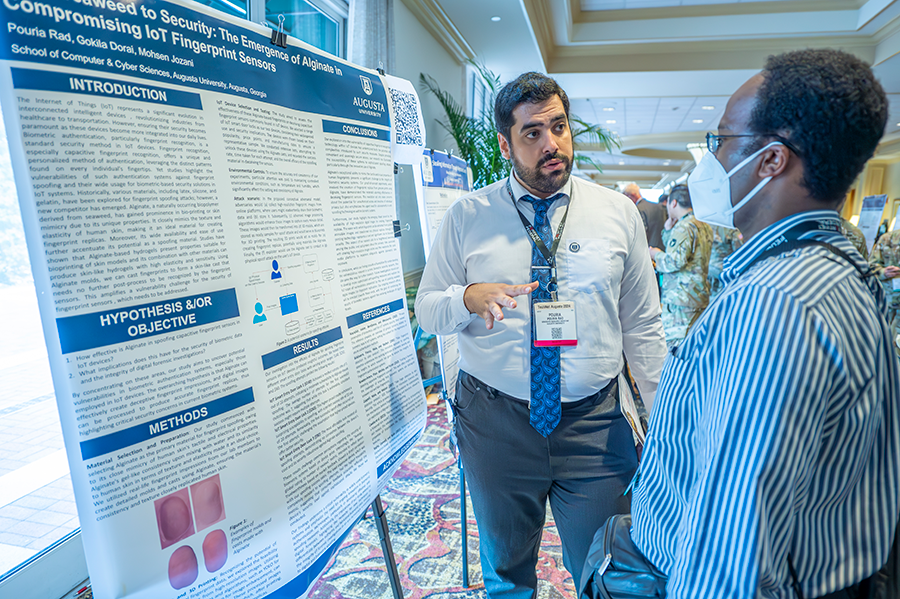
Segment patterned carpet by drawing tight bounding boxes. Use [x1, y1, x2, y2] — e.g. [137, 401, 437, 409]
[307, 403, 576, 599]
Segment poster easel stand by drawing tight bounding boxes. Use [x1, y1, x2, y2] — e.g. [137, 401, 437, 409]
[411, 148, 472, 588]
[370, 495, 404, 599]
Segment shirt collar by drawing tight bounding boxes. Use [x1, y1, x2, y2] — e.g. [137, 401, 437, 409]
[721, 210, 841, 285]
[508, 172, 572, 208]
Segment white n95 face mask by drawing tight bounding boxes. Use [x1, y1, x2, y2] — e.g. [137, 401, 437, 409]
[687, 141, 783, 229]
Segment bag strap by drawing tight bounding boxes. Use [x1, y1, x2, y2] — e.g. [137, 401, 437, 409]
[788, 553, 804, 599]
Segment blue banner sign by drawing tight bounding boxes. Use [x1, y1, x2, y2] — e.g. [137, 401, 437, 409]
[56, 288, 240, 353]
[0, 0, 390, 127]
[346, 298, 404, 329]
[79, 386, 254, 459]
[260, 327, 343, 370]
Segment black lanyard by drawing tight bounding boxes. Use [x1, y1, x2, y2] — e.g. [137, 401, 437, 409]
[505, 178, 570, 266]
[744, 217, 873, 282]
[506, 178, 570, 301]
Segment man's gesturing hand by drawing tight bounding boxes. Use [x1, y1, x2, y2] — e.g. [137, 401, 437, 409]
[464, 282, 539, 330]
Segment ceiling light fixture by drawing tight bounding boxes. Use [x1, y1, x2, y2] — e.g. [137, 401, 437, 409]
[701, 105, 715, 110]
[490, 15, 501, 21]
[692, 119, 703, 123]
[618, 161, 625, 165]
[602, 107, 615, 112]
[606, 119, 616, 124]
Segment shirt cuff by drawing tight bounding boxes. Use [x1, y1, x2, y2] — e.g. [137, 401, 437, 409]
[451, 284, 477, 327]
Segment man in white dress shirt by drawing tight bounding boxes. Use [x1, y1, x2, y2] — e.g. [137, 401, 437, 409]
[415, 72, 665, 597]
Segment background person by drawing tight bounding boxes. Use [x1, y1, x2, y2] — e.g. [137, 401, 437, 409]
[416, 72, 666, 598]
[707, 224, 742, 299]
[623, 182, 667, 248]
[649, 184, 712, 348]
[870, 228, 900, 353]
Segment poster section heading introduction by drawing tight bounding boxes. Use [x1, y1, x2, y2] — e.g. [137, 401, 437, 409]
[0, 1, 427, 598]
[2, 0, 390, 127]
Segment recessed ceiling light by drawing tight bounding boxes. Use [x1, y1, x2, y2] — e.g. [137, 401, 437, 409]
[692, 119, 704, 123]
[602, 107, 615, 112]
[701, 105, 715, 110]
[896, 122, 900, 126]
[618, 161, 625, 165]
[491, 15, 501, 21]
[663, 161, 671, 165]
[606, 119, 616, 124]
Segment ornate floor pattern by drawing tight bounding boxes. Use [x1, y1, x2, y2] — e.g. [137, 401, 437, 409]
[307, 403, 576, 599]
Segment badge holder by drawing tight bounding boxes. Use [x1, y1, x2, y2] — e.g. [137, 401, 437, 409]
[531, 265, 577, 347]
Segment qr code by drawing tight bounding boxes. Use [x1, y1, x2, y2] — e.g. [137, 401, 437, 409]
[551, 327, 562, 340]
[390, 88, 422, 146]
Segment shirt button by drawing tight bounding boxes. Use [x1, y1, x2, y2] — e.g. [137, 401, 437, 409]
[569, 242, 580, 253]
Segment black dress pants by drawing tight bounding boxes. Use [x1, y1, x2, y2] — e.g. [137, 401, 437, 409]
[453, 371, 637, 599]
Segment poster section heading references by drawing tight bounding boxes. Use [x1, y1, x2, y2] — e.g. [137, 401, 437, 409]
[0, 1, 426, 598]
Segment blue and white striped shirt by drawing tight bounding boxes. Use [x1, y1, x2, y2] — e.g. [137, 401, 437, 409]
[631, 210, 900, 599]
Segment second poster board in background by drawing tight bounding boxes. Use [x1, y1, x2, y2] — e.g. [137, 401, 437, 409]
[413, 150, 472, 401]
[858, 194, 889, 251]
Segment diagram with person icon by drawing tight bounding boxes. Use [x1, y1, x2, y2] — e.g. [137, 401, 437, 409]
[253, 302, 267, 323]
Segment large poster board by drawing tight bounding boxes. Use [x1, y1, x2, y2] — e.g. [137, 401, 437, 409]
[0, 1, 426, 597]
[413, 150, 470, 401]
[858, 194, 888, 251]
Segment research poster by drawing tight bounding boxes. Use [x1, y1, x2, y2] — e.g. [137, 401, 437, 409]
[858, 193, 888, 251]
[0, 1, 427, 598]
[413, 150, 471, 401]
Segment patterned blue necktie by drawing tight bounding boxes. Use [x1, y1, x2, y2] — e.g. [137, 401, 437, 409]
[529, 196, 561, 437]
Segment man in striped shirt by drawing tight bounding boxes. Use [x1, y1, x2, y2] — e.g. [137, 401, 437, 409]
[630, 49, 900, 598]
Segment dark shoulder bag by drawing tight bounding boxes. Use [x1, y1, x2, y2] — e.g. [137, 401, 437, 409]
[579, 514, 667, 599]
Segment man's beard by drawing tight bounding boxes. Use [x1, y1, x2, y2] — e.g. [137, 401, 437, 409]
[510, 149, 573, 196]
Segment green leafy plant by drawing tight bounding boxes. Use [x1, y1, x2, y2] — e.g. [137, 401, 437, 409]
[420, 63, 619, 190]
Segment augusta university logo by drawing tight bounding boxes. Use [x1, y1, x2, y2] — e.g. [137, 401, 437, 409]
[360, 75, 373, 95]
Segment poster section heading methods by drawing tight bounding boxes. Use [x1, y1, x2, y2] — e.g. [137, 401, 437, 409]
[0, 1, 427, 598]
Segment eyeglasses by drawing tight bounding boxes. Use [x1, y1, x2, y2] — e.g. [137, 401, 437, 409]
[706, 131, 801, 156]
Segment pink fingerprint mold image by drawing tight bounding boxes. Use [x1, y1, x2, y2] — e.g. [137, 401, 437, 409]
[190, 474, 225, 531]
[168, 545, 198, 590]
[154, 488, 195, 549]
[203, 529, 228, 572]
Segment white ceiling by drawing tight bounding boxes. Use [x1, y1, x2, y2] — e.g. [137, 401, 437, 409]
[581, 0, 810, 8]
[415, 0, 900, 187]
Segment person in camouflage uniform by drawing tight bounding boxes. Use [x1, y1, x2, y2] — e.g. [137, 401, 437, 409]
[649, 185, 713, 348]
[840, 216, 869, 259]
[707, 225, 742, 299]
[869, 229, 900, 354]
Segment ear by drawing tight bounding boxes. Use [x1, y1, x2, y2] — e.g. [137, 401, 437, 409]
[498, 133, 511, 161]
[756, 143, 790, 179]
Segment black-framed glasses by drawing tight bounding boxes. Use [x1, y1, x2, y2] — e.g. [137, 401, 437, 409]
[706, 131, 801, 156]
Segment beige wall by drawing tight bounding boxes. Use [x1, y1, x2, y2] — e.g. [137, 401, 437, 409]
[393, 1, 466, 275]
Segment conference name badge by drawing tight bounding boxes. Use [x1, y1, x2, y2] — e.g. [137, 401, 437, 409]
[533, 301, 577, 347]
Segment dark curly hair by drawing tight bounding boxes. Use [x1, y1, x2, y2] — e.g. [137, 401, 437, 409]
[494, 72, 569, 142]
[746, 48, 887, 203]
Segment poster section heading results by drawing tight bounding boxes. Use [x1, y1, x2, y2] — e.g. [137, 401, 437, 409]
[0, 0, 391, 128]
